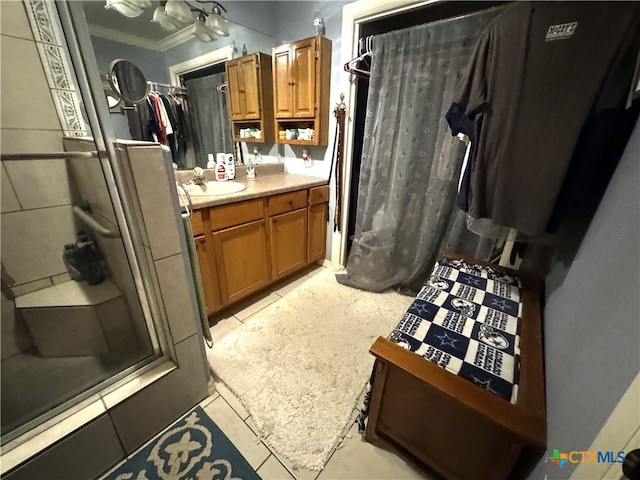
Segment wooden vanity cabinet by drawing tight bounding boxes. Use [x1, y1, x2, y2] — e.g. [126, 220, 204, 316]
[191, 185, 329, 316]
[194, 235, 223, 314]
[268, 190, 309, 280]
[225, 52, 274, 143]
[272, 36, 332, 146]
[308, 185, 329, 263]
[213, 220, 270, 305]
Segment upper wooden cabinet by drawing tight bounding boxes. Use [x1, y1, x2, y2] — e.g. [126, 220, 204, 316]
[225, 52, 274, 143]
[272, 35, 332, 146]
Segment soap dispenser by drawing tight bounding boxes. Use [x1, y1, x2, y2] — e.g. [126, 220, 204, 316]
[207, 154, 215, 169]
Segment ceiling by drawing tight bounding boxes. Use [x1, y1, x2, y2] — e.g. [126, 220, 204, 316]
[81, 0, 277, 46]
[82, 0, 173, 42]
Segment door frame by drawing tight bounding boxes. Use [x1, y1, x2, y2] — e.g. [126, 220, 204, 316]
[332, 0, 439, 265]
[168, 45, 234, 86]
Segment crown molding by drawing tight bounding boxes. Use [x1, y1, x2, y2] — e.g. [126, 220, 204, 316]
[156, 25, 195, 52]
[88, 23, 195, 52]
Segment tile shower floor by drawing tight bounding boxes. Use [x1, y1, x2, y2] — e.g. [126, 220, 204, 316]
[104, 265, 433, 480]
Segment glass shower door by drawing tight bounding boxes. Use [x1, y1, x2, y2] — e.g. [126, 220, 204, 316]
[0, 0, 163, 442]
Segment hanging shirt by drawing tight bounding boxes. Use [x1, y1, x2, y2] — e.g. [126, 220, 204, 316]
[446, 2, 640, 236]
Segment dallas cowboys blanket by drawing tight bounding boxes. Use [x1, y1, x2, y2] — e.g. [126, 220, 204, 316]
[388, 258, 522, 403]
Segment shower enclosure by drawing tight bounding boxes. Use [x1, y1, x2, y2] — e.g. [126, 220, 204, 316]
[0, 0, 204, 456]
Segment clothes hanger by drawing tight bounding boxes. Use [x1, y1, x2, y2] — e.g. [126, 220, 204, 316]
[344, 35, 373, 78]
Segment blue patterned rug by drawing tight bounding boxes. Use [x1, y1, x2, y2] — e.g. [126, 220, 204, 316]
[104, 406, 261, 480]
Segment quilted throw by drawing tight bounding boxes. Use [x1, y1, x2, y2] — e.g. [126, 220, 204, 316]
[389, 258, 522, 403]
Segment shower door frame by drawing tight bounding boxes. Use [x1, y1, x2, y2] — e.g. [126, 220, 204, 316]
[0, 0, 187, 464]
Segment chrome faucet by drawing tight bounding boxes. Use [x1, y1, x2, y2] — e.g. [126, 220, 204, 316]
[192, 167, 206, 185]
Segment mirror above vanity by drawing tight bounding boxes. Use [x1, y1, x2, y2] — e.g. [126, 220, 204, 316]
[81, 0, 277, 169]
[81, 1, 333, 172]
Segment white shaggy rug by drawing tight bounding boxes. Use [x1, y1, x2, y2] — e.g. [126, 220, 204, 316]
[206, 266, 413, 471]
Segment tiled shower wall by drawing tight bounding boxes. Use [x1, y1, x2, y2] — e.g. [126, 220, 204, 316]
[0, 1, 81, 360]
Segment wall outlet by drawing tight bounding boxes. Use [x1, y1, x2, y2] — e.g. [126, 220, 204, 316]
[302, 149, 311, 168]
[253, 147, 261, 164]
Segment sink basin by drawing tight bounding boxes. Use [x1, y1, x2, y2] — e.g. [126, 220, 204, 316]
[181, 181, 246, 196]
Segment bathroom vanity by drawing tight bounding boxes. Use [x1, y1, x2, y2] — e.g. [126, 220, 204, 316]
[181, 168, 329, 315]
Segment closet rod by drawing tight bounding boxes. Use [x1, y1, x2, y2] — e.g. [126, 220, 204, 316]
[147, 80, 186, 91]
[0, 151, 102, 161]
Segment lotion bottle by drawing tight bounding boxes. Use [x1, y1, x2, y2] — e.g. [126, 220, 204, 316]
[225, 154, 235, 180]
[207, 154, 215, 169]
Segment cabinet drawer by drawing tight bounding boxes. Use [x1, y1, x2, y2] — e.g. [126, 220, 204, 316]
[191, 209, 204, 236]
[268, 190, 307, 216]
[309, 185, 329, 205]
[210, 199, 264, 231]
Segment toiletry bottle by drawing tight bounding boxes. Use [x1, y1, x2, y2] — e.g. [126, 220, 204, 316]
[76, 231, 107, 286]
[63, 244, 85, 282]
[225, 154, 235, 180]
[207, 154, 215, 169]
[215, 156, 228, 181]
[246, 158, 255, 179]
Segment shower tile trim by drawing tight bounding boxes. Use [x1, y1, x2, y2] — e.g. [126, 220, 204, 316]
[101, 360, 177, 410]
[0, 397, 105, 475]
[0, 358, 178, 475]
[24, 0, 87, 135]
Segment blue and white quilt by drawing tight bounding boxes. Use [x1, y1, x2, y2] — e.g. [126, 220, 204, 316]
[388, 258, 522, 403]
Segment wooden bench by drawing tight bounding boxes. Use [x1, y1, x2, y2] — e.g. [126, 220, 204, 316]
[365, 253, 546, 479]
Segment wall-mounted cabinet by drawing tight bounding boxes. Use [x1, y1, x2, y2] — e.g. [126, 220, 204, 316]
[225, 52, 274, 143]
[190, 185, 329, 316]
[272, 35, 332, 146]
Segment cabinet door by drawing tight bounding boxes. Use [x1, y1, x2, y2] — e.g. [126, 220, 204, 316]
[226, 60, 245, 120]
[270, 208, 307, 280]
[291, 38, 316, 118]
[273, 47, 293, 118]
[194, 235, 223, 314]
[307, 203, 327, 263]
[213, 220, 269, 305]
[240, 56, 260, 119]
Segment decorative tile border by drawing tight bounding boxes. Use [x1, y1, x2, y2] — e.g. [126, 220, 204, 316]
[24, 0, 87, 135]
[23, 0, 62, 46]
[36, 42, 74, 90]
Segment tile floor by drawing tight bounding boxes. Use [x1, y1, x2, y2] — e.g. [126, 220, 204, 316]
[103, 264, 433, 480]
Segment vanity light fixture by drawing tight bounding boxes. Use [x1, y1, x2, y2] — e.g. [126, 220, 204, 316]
[150, 5, 182, 31]
[204, 4, 229, 37]
[192, 13, 218, 42]
[104, 0, 151, 18]
[105, 0, 229, 41]
[164, 0, 194, 24]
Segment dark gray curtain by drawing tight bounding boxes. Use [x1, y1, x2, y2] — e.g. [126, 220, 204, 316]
[339, 9, 500, 294]
[184, 71, 232, 168]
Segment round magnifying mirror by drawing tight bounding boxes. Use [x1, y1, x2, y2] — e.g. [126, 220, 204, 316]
[108, 59, 149, 104]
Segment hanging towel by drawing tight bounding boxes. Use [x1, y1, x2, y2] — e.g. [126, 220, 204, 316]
[182, 213, 213, 347]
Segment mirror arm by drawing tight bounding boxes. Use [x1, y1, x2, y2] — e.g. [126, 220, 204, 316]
[110, 104, 137, 116]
